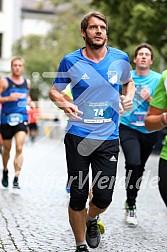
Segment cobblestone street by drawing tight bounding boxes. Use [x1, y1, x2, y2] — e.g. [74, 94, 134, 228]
[0, 127, 166, 252]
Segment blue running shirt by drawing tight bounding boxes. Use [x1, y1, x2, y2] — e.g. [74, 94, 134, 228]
[53, 46, 131, 140]
[120, 70, 161, 133]
[1, 77, 29, 124]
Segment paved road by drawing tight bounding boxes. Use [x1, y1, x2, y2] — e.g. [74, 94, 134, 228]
[0, 127, 166, 252]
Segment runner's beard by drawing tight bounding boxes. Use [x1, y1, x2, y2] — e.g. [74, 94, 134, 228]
[85, 36, 107, 49]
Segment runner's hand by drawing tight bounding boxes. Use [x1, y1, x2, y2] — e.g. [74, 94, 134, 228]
[9, 92, 23, 101]
[119, 101, 125, 114]
[120, 95, 133, 112]
[140, 87, 150, 101]
[63, 103, 83, 120]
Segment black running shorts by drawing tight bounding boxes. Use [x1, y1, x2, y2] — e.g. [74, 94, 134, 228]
[64, 133, 119, 210]
[1, 122, 28, 140]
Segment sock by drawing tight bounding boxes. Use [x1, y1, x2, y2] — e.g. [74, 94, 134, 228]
[76, 241, 87, 247]
[15, 171, 20, 177]
[87, 213, 96, 222]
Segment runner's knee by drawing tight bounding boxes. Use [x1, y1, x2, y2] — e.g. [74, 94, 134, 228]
[69, 195, 88, 211]
[92, 194, 113, 209]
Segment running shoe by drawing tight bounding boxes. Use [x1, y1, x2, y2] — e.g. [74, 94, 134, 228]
[97, 215, 105, 234]
[86, 218, 101, 248]
[2, 170, 8, 187]
[13, 176, 20, 189]
[75, 244, 89, 252]
[125, 201, 138, 227]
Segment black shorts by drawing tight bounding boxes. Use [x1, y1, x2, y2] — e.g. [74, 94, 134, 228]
[64, 133, 119, 209]
[1, 122, 28, 140]
[28, 123, 38, 131]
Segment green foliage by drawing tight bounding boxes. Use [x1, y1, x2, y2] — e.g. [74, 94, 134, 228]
[13, 34, 56, 99]
[13, 0, 94, 98]
[13, 0, 167, 100]
[91, 0, 167, 71]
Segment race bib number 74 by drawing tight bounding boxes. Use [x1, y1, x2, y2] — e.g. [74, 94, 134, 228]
[83, 101, 112, 123]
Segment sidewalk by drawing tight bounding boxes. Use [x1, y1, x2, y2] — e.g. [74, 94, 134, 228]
[0, 133, 166, 252]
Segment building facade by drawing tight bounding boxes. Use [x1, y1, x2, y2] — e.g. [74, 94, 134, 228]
[0, 0, 55, 75]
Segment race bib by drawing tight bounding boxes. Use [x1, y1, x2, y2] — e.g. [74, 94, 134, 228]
[7, 113, 24, 126]
[83, 101, 112, 123]
[130, 111, 146, 126]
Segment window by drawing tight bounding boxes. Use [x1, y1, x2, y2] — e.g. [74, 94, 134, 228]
[0, 33, 2, 58]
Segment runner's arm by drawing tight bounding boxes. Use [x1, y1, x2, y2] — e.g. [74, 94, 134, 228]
[49, 85, 82, 120]
[145, 106, 167, 131]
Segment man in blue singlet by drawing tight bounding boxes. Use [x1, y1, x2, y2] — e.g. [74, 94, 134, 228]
[49, 12, 134, 252]
[119, 43, 161, 227]
[0, 56, 31, 189]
